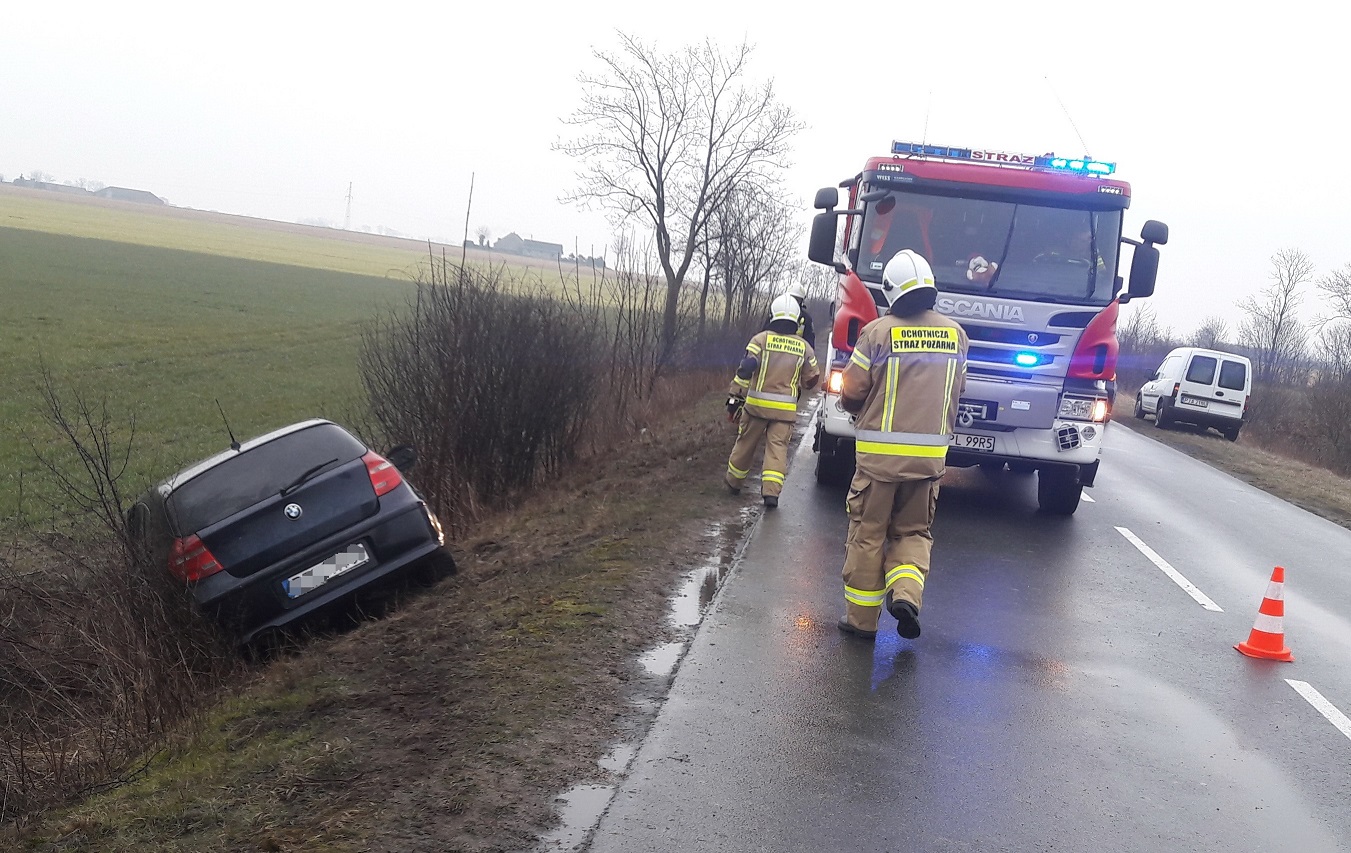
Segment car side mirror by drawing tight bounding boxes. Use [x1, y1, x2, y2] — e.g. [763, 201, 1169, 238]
[386, 444, 417, 473]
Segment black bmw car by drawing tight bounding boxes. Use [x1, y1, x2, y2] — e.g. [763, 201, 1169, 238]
[126, 419, 452, 645]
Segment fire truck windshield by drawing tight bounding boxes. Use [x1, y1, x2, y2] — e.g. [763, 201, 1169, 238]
[852, 193, 1123, 306]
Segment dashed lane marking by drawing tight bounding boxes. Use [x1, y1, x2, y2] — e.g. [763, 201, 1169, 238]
[1287, 680, 1351, 743]
[1115, 526, 1224, 612]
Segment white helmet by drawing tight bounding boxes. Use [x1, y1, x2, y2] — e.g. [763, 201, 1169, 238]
[881, 249, 936, 306]
[769, 294, 802, 324]
[786, 282, 808, 302]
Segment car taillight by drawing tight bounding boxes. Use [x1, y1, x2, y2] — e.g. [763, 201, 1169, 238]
[363, 451, 403, 496]
[169, 534, 224, 582]
[828, 369, 844, 394]
[1172, 382, 1180, 399]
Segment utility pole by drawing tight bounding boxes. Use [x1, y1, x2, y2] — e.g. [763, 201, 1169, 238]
[344, 182, 353, 230]
[461, 172, 475, 265]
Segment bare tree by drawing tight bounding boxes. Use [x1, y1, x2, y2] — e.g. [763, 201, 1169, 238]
[1116, 304, 1177, 390]
[1317, 263, 1351, 321]
[1186, 315, 1230, 349]
[1238, 248, 1314, 383]
[28, 169, 54, 184]
[706, 183, 799, 333]
[557, 33, 802, 361]
[475, 225, 492, 247]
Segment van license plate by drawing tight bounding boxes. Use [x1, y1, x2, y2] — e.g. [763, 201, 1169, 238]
[951, 433, 996, 452]
[1180, 394, 1209, 408]
[285, 544, 370, 599]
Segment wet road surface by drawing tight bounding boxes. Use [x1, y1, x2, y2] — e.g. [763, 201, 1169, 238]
[586, 424, 1351, 852]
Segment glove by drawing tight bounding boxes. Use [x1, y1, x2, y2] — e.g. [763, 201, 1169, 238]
[726, 396, 744, 418]
[967, 255, 998, 282]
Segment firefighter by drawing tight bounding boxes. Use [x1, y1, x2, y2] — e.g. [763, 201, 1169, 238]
[726, 294, 820, 508]
[763, 283, 816, 350]
[836, 249, 968, 640]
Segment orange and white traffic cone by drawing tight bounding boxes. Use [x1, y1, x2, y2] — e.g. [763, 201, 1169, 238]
[1235, 566, 1294, 662]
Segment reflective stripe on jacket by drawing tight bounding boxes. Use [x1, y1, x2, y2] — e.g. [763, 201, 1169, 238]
[841, 309, 968, 481]
[728, 331, 820, 423]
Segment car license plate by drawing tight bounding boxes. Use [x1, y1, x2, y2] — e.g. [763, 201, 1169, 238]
[285, 543, 370, 599]
[951, 433, 996, 452]
[1180, 394, 1209, 408]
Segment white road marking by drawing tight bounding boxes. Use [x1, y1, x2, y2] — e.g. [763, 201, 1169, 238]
[1114, 526, 1224, 612]
[1286, 680, 1351, 742]
[1081, 493, 1095, 503]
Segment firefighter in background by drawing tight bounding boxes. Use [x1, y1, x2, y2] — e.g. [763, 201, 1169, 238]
[763, 283, 816, 350]
[836, 249, 968, 640]
[726, 294, 820, 508]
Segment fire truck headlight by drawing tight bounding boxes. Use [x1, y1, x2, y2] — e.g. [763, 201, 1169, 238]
[828, 370, 844, 394]
[1091, 399, 1109, 422]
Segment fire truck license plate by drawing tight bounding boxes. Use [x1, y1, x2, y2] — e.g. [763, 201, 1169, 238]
[951, 433, 996, 452]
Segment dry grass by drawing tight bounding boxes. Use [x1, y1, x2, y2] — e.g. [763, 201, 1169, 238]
[1114, 394, 1351, 531]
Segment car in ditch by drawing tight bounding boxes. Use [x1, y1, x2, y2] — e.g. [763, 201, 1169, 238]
[125, 418, 453, 645]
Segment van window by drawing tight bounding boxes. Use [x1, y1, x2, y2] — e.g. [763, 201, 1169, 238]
[1219, 360, 1248, 391]
[1186, 355, 1218, 384]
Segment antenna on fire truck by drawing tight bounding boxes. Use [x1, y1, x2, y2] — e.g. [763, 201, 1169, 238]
[1044, 75, 1092, 159]
[921, 89, 933, 145]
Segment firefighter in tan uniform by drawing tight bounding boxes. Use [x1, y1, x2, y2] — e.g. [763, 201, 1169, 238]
[726, 294, 820, 508]
[837, 250, 968, 640]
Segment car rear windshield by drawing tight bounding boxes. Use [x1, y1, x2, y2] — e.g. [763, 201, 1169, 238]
[1219, 360, 1248, 391]
[166, 424, 368, 534]
[1186, 356, 1218, 384]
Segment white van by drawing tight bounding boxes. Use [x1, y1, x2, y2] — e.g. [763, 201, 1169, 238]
[1133, 347, 1252, 441]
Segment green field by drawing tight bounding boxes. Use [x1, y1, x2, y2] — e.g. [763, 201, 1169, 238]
[0, 224, 415, 520]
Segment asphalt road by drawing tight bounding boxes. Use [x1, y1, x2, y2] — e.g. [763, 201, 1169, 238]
[586, 422, 1351, 852]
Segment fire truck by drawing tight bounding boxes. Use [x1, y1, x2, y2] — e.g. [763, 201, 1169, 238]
[807, 141, 1168, 514]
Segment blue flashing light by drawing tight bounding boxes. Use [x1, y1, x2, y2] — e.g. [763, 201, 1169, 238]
[892, 139, 1115, 176]
[1014, 352, 1040, 367]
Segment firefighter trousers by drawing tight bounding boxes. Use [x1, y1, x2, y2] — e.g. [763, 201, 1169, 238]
[726, 412, 793, 497]
[841, 472, 940, 632]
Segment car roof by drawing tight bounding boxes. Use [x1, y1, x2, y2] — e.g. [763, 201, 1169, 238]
[154, 418, 353, 496]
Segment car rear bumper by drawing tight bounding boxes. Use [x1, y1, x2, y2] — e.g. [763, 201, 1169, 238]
[191, 491, 441, 642]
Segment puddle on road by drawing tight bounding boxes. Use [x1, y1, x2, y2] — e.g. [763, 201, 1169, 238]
[539, 508, 760, 850]
[536, 784, 615, 851]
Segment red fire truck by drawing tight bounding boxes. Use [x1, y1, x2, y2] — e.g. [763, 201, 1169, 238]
[807, 141, 1168, 514]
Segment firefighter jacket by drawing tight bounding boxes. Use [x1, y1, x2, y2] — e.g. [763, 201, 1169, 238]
[729, 331, 820, 423]
[841, 309, 969, 481]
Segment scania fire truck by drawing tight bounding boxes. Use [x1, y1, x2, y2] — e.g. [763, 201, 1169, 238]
[807, 141, 1169, 515]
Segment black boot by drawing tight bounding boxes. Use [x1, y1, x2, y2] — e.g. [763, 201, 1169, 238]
[763, 495, 778, 508]
[836, 618, 877, 640]
[886, 590, 921, 639]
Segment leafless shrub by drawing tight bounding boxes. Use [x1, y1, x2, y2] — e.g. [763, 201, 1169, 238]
[359, 255, 604, 534]
[0, 375, 236, 825]
[1116, 304, 1178, 391]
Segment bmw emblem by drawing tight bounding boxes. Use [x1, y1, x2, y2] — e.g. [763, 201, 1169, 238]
[284, 503, 303, 520]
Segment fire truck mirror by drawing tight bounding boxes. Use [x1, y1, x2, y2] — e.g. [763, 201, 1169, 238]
[1127, 243, 1160, 299]
[814, 187, 839, 210]
[1141, 219, 1169, 246]
[808, 212, 838, 266]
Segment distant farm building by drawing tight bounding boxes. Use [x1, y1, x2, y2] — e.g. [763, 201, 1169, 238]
[95, 187, 165, 205]
[493, 232, 564, 260]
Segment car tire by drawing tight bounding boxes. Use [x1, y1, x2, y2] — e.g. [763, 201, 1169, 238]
[1037, 467, 1082, 515]
[1154, 400, 1172, 430]
[1223, 424, 1241, 442]
[411, 547, 457, 588]
[1133, 395, 1145, 420]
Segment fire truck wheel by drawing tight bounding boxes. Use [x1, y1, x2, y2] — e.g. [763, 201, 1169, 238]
[1037, 467, 1082, 515]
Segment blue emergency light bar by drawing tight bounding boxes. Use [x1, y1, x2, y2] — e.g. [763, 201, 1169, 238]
[891, 140, 1116, 176]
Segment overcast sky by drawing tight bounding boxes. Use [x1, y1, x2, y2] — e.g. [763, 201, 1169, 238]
[5, 1, 1348, 336]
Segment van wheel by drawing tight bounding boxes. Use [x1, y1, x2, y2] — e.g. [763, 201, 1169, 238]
[1132, 396, 1145, 419]
[1223, 424, 1241, 442]
[1037, 467, 1082, 515]
[1154, 401, 1172, 430]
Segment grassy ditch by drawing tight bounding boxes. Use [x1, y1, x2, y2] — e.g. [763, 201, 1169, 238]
[11, 392, 758, 851]
[1113, 393, 1351, 532]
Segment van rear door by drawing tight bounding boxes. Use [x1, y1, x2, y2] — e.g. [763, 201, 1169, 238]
[1178, 353, 1244, 421]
